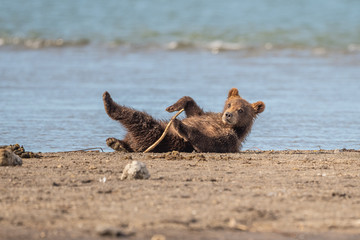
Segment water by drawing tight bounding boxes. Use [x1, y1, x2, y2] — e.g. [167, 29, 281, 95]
[1, 0, 359, 152]
[1, 0, 360, 51]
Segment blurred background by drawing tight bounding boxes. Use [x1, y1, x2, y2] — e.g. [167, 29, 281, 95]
[1, 0, 359, 152]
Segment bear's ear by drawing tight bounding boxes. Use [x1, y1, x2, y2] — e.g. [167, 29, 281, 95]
[228, 88, 240, 99]
[252, 101, 265, 114]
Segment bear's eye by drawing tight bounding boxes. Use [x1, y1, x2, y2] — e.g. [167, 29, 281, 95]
[227, 103, 231, 108]
[238, 109, 244, 114]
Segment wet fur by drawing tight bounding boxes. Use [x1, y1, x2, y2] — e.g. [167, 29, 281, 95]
[103, 88, 265, 153]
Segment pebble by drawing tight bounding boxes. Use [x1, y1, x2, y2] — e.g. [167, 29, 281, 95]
[151, 234, 166, 240]
[0, 147, 22, 166]
[96, 226, 130, 238]
[228, 218, 248, 231]
[10, 143, 41, 158]
[121, 161, 150, 180]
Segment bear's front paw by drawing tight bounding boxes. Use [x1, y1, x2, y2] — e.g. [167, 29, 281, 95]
[166, 102, 185, 112]
[166, 105, 177, 112]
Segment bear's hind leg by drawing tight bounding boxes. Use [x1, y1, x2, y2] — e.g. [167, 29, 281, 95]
[106, 137, 133, 152]
[103, 91, 165, 151]
[103, 91, 129, 121]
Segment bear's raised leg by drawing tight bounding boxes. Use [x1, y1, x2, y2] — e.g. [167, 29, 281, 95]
[166, 96, 204, 117]
[106, 137, 133, 152]
[103, 92, 164, 151]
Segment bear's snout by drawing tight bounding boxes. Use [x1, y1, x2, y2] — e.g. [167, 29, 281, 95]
[225, 112, 233, 119]
[222, 111, 235, 125]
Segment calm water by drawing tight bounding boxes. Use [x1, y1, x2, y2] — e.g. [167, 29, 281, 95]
[1, 0, 359, 152]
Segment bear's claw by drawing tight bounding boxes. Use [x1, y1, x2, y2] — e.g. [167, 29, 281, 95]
[166, 106, 176, 112]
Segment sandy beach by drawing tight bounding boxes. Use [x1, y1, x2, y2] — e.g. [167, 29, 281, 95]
[1, 150, 360, 240]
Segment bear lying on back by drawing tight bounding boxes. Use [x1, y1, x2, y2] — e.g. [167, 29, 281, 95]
[103, 88, 265, 153]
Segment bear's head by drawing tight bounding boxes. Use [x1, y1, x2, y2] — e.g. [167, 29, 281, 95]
[222, 88, 265, 127]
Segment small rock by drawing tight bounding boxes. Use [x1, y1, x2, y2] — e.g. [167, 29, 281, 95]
[40, 231, 46, 238]
[121, 161, 150, 180]
[52, 182, 61, 187]
[151, 234, 166, 240]
[81, 179, 93, 184]
[20, 152, 37, 158]
[164, 151, 183, 160]
[334, 149, 341, 154]
[9, 144, 41, 158]
[98, 189, 112, 194]
[228, 218, 248, 231]
[96, 226, 129, 237]
[0, 147, 22, 166]
[99, 177, 107, 183]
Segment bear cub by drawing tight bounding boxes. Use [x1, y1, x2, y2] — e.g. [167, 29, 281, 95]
[103, 88, 265, 153]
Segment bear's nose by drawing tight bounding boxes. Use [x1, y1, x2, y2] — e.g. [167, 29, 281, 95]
[225, 112, 233, 119]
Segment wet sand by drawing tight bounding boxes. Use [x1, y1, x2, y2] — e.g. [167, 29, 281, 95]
[1, 150, 360, 240]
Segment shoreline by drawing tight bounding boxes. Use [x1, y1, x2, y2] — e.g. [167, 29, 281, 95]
[1, 150, 360, 239]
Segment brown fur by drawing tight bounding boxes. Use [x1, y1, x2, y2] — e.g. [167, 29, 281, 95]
[103, 88, 265, 153]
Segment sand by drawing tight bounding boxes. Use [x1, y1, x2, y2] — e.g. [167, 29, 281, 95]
[1, 150, 360, 240]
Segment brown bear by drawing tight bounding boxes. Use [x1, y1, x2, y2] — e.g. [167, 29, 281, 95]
[103, 88, 265, 153]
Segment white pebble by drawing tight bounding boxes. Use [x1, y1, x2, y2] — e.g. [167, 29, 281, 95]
[121, 161, 150, 180]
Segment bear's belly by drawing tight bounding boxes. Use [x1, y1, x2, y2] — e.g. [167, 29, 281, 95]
[181, 114, 233, 137]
